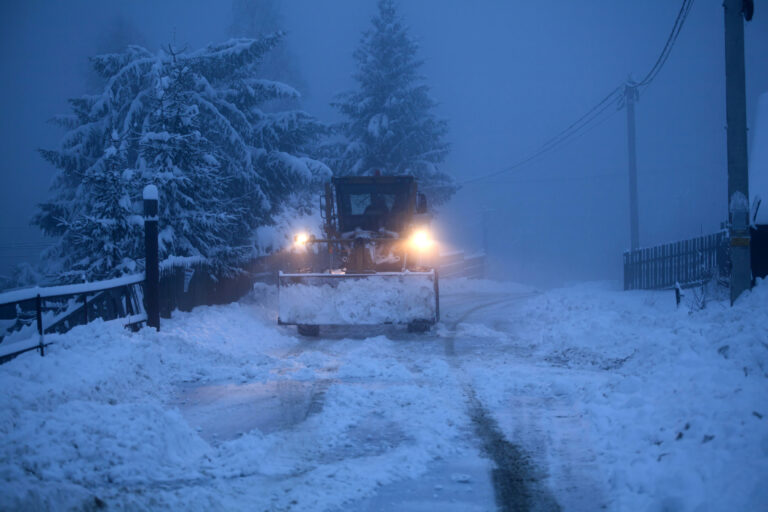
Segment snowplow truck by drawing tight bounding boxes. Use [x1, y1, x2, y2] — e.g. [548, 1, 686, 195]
[278, 175, 439, 336]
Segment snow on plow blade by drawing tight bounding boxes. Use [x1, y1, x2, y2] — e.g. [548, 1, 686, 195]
[278, 271, 439, 326]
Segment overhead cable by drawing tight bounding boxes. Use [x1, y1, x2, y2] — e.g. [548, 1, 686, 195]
[460, 0, 695, 187]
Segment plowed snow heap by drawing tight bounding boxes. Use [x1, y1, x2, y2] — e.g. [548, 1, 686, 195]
[278, 175, 439, 336]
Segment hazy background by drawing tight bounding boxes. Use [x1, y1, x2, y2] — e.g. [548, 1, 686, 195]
[1, 0, 767, 287]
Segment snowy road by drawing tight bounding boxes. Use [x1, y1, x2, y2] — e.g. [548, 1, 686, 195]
[2, 278, 767, 511]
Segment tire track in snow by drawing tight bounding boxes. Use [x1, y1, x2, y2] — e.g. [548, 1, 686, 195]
[442, 293, 537, 357]
[275, 290, 555, 510]
[443, 292, 561, 512]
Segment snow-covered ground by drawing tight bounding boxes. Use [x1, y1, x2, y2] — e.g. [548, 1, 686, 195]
[1, 278, 766, 511]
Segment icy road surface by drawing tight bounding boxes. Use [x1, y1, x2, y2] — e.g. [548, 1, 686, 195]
[2, 278, 767, 511]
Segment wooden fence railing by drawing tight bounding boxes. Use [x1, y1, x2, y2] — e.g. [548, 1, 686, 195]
[623, 232, 728, 290]
[0, 274, 146, 362]
[0, 185, 163, 363]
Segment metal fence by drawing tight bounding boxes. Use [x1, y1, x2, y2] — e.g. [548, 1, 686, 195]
[623, 232, 728, 290]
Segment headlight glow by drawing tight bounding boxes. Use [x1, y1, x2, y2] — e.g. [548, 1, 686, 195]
[294, 232, 309, 246]
[410, 229, 433, 251]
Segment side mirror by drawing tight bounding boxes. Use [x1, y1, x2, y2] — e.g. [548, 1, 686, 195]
[416, 193, 428, 214]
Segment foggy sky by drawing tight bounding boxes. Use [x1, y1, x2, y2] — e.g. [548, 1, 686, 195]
[1, 1, 767, 286]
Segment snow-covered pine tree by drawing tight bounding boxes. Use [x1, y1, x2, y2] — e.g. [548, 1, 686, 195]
[331, 0, 456, 204]
[229, 0, 307, 103]
[139, 55, 238, 267]
[85, 16, 147, 92]
[36, 36, 329, 282]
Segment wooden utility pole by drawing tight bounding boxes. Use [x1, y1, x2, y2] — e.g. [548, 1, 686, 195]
[723, 0, 752, 304]
[625, 82, 640, 251]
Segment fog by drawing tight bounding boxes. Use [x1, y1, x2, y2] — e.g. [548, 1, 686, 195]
[1, 0, 766, 287]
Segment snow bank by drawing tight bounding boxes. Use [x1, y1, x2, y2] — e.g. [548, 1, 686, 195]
[0, 298, 292, 510]
[0, 286, 464, 511]
[3, 276, 766, 510]
[454, 279, 768, 511]
[278, 273, 437, 325]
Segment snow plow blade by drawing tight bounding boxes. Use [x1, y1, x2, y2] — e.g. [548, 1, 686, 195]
[277, 270, 439, 327]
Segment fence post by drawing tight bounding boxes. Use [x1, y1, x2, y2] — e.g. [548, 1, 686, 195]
[35, 294, 44, 357]
[144, 185, 160, 331]
[623, 252, 629, 290]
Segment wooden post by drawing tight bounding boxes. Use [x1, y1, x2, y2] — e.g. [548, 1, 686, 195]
[82, 294, 88, 324]
[35, 294, 44, 357]
[144, 185, 160, 331]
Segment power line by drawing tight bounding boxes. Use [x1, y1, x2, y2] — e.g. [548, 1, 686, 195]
[459, 0, 695, 187]
[461, 89, 623, 186]
[637, 0, 696, 88]
[536, 85, 623, 154]
[481, 172, 624, 186]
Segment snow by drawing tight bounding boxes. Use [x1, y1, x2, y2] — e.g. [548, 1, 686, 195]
[367, 113, 389, 138]
[159, 255, 206, 273]
[451, 280, 768, 510]
[0, 336, 42, 359]
[142, 184, 158, 201]
[278, 272, 438, 325]
[750, 92, 768, 224]
[1, 278, 766, 510]
[730, 191, 750, 226]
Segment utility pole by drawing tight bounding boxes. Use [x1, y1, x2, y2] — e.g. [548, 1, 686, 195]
[723, 0, 753, 304]
[625, 82, 640, 251]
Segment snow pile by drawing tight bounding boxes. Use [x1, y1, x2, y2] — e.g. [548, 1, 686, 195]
[0, 287, 464, 511]
[2, 276, 766, 510]
[455, 280, 768, 511]
[0, 299, 291, 510]
[279, 273, 437, 325]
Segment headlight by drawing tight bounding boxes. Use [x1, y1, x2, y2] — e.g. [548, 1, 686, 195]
[294, 232, 310, 246]
[410, 229, 433, 251]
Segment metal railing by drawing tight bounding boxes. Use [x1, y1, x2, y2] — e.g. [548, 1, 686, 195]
[623, 232, 728, 290]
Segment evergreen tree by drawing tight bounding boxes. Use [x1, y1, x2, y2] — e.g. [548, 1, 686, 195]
[230, 2, 304, 80]
[331, 0, 456, 204]
[85, 16, 147, 92]
[36, 36, 328, 282]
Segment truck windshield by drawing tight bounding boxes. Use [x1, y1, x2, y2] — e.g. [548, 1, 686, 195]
[337, 184, 411, 233]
